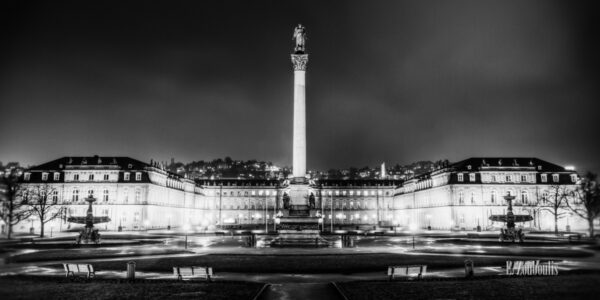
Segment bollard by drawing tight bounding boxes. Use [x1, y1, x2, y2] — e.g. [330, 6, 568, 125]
[127, 261, 136, 280]
[464, 259, 474, 278]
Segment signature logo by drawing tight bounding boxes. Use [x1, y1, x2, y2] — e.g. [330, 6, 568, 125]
[506, 260, 558, 276]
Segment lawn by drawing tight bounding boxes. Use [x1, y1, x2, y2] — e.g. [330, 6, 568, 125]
[61, 253, 544, 274]
[337, 272, 600, 300]
[0, 276, 263, 300]
[7, 247, 192, 263]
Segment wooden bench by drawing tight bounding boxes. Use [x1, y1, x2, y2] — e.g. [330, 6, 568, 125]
[63, 263, 95, 279]
[173, 266, 213, 282]
[388, 265, 427, 281]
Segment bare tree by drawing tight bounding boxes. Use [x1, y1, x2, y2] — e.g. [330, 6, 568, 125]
[26, 184, 64, 238]
[0, 169, 32, 239]
[537, 185, 571, 235]
[567, 172, 600, 238]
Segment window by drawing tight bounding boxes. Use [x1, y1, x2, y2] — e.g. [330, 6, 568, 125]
[552, 174, 559, 182]
[491, 191, 496, 203]
[52, 190, 58, 204]
[491, 175, 497, 182]
[469, 173, 476, 182]
[89, 174, 94, 181]
[124, 188, 128, 203]
[521, 191, 528, 204]
[457, 174, 464, 182]
[88, 190, 94, 197]
[542, 192, 548, 204]
[124, 172, 130, 181]
[103, 190, 109, 202]
[73, 174, 79, 181]
[135, 189, 141, 203]
[24, 173, 31, 181]
[72, 190, 79, 202]
[53, 173, 60, 181]
[471, 192, 475, 204]
[135, 172, 142, 181]
[458, 191, 464, 204]
[42, 173, 48, 181]
[541, 174, 547, 183]
[521, 175, 527, 182]
[570, 174, 577, 183]
[506, 175, 512, 182]
[104, 174, 109, 181]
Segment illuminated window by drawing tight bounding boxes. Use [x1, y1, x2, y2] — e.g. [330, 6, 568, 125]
[521, 191, 528, 204]
[541, 174, 547, 183]
[552, 174, 559, 182]
[24, 173, 31, 181]
[135, 172, 142, 181]
[135, 189, 141, 203]
[570, 174, 577, 183]
[457, 174, 464, 182]
[52, 190, 58, 204]
[103, 190, 109, 202]
[54, 173, 60, 181]
[469, 173, 476, 182]
[458, 191, 464, 204]
[72, 190, 79, 202]
[124, 172, 130, 181]
[42, 173, 48, 181]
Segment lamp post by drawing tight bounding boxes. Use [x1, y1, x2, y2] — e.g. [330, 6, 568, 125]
[264, 192, 268, 233]
[182, 224, 190, 249]
[330, 193, 334, 233]
[409, 223, 418, 249]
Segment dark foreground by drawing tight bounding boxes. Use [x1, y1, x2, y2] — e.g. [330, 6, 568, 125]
[338, 273, 600, 300]
[0, 276, 264, 300]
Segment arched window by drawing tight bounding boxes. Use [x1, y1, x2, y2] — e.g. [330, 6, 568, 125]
[72, 190, 79, 202]
[521, 191, 528, 204]
[470, 192, 475, 204]
[458, 191, 464, 204]
[103, 189, 109, 202]
[491, 191, 496, 203]
[52, 190, 59, 204]
[134, 189, 141, 203]
[542, 191, 548, 204]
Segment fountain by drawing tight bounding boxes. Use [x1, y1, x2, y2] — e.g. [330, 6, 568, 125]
[489, 193, 533, 243]
[67, 195, 110, 244]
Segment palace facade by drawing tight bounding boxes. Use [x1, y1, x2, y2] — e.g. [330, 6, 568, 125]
[8, 156, 587, 234]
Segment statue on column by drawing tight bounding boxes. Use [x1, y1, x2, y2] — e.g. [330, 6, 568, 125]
[309, 193, 315, 209]
[293, 24, 307, 53]
[283, 193, 290, 209]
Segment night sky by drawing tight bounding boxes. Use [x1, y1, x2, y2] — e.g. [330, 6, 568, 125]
[1, 0, 599, 173]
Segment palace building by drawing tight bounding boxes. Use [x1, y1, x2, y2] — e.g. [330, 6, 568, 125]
[11, 155, 586, 234]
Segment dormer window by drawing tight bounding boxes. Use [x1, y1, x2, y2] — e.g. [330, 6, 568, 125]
[24, 172, 31, 181]
[457, 173, 464, 182]
[128, 164, 133, 169]
[538, 165, 542, 170]
[467, 165, 472, 170]
[124, 172, 130, 181]
[541, 174, 547, 183]
[552, 174, 559, 182]
[469, 173, 476, 182]
[570, 174, 577, 183]
[82, 158, 87, 165]
[53, 173, 60, 181]
[42, 172, 48, 181]
[135, 172, 142, 181]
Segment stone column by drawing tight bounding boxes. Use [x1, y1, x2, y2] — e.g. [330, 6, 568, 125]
[291, 54, 308, 181]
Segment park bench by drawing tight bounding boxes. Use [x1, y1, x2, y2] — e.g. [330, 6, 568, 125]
[173, 266, 213, 282]
[388, 265, 427, 281]
[62, 263, 95, 279]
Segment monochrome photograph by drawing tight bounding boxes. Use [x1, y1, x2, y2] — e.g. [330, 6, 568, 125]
[1, 0, 599, 299]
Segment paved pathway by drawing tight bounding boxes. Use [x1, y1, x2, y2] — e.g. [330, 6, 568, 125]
[257, 283, 344, 300]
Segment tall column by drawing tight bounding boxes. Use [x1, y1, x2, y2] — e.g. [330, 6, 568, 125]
[291, 54, 308, 181]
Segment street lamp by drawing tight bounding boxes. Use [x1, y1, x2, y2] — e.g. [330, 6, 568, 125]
[426, 214, 431, 230]
[409, 223, 418, 249]
[182, 224, 191, 249]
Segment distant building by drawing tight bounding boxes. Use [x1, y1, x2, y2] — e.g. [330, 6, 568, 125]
[9, 156, 586, 234]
